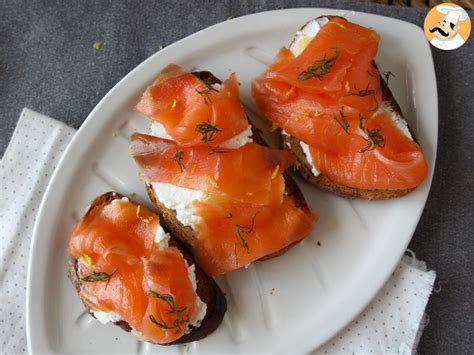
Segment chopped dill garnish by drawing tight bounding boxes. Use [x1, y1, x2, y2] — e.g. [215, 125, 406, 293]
[196, 122, 222, 142]
[344, 84, 375, 97]
[383, 71, 395, 86]
[195, 76, 219, 104]
[81, 269, 117, 283]
[358, 113, 365, 131]
[358, 113, 385, 153]
[345, 83, 379, 112]
[332, 107, 350, 134]
[297, 48, 339, 81]
[173, 148, 185, 172]
[235, 214, 258, 253]
[147, 291, 189, 334]
[81, 268, 117, 289]
[183, 344, 190, 355]
[207, 146, 227, 155]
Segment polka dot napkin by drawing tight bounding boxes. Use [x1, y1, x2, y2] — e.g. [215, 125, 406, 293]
[0, 109, 436, 354]
[0, 109, 74, 354]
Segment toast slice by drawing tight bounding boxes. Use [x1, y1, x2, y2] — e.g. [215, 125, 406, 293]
[142, 71, 313, 263]
[257, 16, 423, 200]
[68, 192, 226, 345]
[145, 169, 308, 262]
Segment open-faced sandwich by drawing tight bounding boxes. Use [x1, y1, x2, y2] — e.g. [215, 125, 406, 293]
[68, 192, 226, 344]
[131, 64, 318, 276]
[252, 16, 429, 199]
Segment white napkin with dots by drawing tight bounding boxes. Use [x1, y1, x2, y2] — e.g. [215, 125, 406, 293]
[0, 108, 436, 354]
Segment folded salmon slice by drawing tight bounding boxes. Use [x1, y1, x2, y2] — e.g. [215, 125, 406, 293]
[192, 197, 318, 276]
[274, 18, 379, 94]
[69, 199, 197, 344]
[136, 64, 249, 147]
[252, 17, 428, 191]
[309, 113, 428, 190]
[130, 133, 295, 206]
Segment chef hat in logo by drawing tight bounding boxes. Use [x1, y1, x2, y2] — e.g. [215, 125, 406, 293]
[436, 4, 469, 25]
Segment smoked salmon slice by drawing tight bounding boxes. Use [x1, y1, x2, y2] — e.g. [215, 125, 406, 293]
[136, 64, 249, 147]
[309, 112, 428, 190]
[252, 17, 428, 191]
[130, 132, 317, 276]
[192, 197, 318, 275]
[130, 133, 295, 206]
[69, 197, 198, 344]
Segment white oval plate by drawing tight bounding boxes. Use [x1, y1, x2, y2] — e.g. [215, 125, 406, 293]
[27, 8, 437, 354]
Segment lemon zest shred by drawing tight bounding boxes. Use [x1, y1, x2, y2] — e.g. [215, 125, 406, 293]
[92, 41, 102, 50]
[345, 81, 350, 93]
[82, 254, 93, 266]
[330, 20, 345, 29]
[142, 215, 153, 224]
[136, 204, 153, 224]
[170, 99, 177, 110]
[271, 165, 280, 179]
[295, 111, 309, 121]
[270, 122, 279, 132]
[208, 175, 219, 188]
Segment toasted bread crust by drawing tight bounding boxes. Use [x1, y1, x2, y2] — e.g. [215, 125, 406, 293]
[67, 192, 226, 345]
[281, 134, 415, 200]
[270, 15, 418, 200]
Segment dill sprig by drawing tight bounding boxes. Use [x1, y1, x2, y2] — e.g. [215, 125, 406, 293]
[333, 107, 350, 135]
[195, 76, 219, 104]
[147, 290, 190, 334]
[369, 95, 380, 112]
[173, 148, 185, 172]
[196, 122, 222, 142]
[81, 268, 117, 289]
[383, 71, 395, 86]
[207, 146, 227, 155]
[381, 71, 395, 99]
[297, 48, 339, 81]
[345, 83, 379, 112]
[358, 113, 385, 153]
[344, 84, 375, 97]
[81, 269, 117, 283]
[235, 213, 258, 253]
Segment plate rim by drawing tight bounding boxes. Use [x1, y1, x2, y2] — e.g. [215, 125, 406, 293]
[26, 7, 438, 353]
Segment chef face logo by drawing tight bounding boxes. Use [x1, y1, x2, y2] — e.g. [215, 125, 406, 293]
[430, 19, 458, 40]
[424, 3, 471, 50]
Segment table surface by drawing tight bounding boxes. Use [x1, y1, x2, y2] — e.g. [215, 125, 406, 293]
[1, 0, 473, 354]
